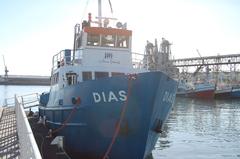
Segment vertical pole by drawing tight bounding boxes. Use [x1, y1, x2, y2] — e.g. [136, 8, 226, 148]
[73, 25, 76, 59]
[98, 0, 102, 27]
[4, 98, 7, 107]
[21, 96, 24, 108]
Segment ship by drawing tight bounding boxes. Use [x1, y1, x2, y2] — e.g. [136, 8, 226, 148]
[214, 72, 240, 99]
[215, 85, 240, 99]
[38, 1, 177, 159]
[177, 80, 215, 99]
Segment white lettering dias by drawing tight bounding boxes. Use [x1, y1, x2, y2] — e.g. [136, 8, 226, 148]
[93, 90, 127, 103]
[163, 91, 175, 104]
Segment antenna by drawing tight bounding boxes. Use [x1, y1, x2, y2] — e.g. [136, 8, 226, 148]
[2, 55, 9, 78]
[98, 0, 102, 27]
[108, 0, 113, 14]
[97, 0, 116, 27]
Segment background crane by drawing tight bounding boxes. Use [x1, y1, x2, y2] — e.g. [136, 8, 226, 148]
[2, 55, 9, 78]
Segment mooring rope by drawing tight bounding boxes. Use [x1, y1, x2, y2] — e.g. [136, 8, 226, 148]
[102, 74, 137, 159]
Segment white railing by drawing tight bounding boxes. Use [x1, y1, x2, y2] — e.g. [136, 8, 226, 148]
[132, 52, 146, 69]
[52, 50, 147, 70]
[20, 93, 40, 109]
[3, 97, 15, 107]
[15, 95, 42, 159]
[52, 49, 83, 71]
[3, 93, 40, 109]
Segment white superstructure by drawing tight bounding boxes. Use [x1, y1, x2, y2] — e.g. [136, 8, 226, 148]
[50, 17, 146, 89]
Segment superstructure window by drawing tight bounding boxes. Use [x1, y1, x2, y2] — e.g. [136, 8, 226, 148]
[101, 35, 116, 47]
[95, 72, 109, 79]
[82, 72, 92, 81]
[112, 72, 125, 76]
[87, 34, 100, 46]
[116, 35, 129, 48]
[66, 73, 77, 85]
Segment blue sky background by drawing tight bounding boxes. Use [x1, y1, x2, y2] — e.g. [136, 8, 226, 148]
[0, 0, 240, 75]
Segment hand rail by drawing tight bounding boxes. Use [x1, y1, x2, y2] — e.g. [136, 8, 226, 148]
[131, 52, 146, 69]
[3, 93, 40, 108]
[52, 49, 83, 71]
[20, 93, 40, 109]
[15, 95, 42, 159]
[3, 97, 15, 107]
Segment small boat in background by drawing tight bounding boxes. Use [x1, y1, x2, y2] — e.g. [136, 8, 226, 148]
[231, 85, 240, 98]
[215, 84, 240, 99]
[177, 80, 215, 99]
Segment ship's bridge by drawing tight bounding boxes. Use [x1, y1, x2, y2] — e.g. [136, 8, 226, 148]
[52, 25, 133, 69]
[50, 25, 137, 86]
[74, 26, 133, 69]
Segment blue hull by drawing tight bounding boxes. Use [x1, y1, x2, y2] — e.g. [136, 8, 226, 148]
[230, 89, 240, 98]
[215, 89, 240, 99]
[39, 72, 177, 159]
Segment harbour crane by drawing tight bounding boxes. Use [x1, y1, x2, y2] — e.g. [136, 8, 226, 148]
[193, 49, 207, 76]
[2, 55, 9, 78]
[192, 49, 212, 85]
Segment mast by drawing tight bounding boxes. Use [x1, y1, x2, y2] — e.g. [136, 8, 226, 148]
[98, 0, 102, 27]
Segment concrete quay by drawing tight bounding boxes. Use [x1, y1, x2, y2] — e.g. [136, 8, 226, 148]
[0, 75, 50, 86]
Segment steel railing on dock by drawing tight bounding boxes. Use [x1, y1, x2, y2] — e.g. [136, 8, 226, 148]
[1, 93, 42, 159]
[19, 93, 40, 109]
[15, 95, 42, 159]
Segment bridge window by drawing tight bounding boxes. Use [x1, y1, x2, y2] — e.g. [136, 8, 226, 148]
[95, 72, 109, 79]
[87, 33, 129, 48]
[116, 35, 129, 48]
[82, 72, 92, 81]
[66, 73, 77, 85]
[101, 35, 116, 47]
[87, 34, 100, 46]
[112, 72, 125, 76]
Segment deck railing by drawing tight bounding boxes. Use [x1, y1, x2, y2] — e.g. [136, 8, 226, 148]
[51, 49, 147, 70]
[52, 49, 83, 71]
[132, 52, 146, 69]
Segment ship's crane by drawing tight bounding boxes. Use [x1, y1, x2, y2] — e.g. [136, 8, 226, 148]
[2, 55, 9, 78]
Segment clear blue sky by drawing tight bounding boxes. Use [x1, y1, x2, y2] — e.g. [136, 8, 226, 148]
[0, 0, 240, 75]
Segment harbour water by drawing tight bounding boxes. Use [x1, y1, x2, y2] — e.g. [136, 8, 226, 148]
[1, 86, 240, 158]
[0, 85, 49, 105]
[153, 97, 240, 159]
